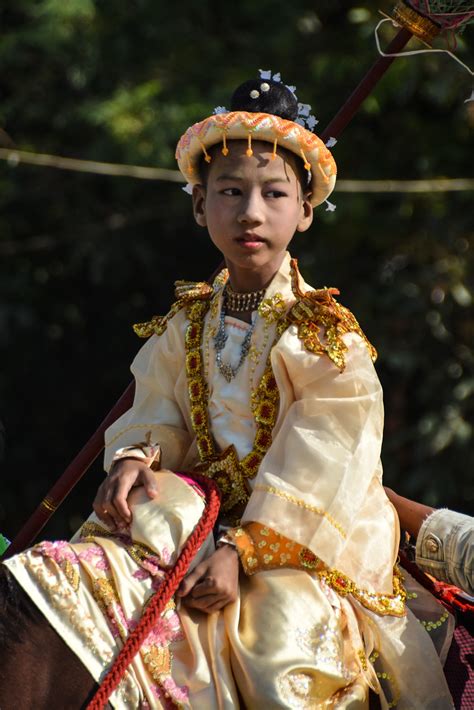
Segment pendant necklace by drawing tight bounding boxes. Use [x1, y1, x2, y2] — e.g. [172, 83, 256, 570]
[214, 285, 264, 382]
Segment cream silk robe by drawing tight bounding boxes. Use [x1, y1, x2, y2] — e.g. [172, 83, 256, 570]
[5, 254, 454, 709]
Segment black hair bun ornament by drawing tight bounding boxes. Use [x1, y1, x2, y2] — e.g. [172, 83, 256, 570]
[230, 77, 299, 121]
[230, 70, 319, 132]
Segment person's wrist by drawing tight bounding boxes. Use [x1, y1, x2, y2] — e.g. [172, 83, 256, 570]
[108, 456, 145, 476]
[216, 541, 238, 556]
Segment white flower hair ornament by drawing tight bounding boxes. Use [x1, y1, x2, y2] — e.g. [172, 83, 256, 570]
[176, 72, 337, 208]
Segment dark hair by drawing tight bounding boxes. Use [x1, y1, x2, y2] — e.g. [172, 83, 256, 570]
[230, 78, 298, 120]
[200, 78, 308, 189]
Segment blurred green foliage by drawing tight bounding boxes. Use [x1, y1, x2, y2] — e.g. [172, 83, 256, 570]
[0, 1, 472, 540]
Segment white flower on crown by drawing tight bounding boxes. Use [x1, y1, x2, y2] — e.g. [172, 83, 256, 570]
[298, 103, 311, 117]
[213, 106, 228, 115]
[257, 70, 319, 130]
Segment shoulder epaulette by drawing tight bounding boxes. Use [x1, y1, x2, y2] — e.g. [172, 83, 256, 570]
[133, 279, 215, 338]
[288, 258, 377, 371]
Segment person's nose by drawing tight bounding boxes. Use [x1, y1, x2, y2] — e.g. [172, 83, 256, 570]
[237, 190, 264, 225]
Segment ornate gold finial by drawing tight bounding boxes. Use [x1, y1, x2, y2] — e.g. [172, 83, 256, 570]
[391, 1, 441, 45]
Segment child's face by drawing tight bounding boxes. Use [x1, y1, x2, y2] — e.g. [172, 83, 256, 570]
[192, 140, 313, 286]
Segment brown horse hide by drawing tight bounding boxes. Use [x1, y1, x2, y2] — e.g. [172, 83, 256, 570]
[0, 564, 101, 710]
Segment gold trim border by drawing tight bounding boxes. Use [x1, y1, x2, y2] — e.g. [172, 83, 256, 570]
[253, 484, 347, 539]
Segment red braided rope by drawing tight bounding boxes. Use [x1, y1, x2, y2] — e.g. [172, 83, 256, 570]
[399, 550, 474, 615]
[86, 473, 220, 710]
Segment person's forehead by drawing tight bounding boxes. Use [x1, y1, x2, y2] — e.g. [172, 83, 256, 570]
[207, 140, 298, 180]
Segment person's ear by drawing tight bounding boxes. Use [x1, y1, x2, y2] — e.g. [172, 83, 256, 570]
[296, 193, 313, 233]
[192, 184, 207, 227]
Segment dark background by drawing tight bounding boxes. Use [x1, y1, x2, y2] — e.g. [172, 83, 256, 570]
[1, 1, 473, 541]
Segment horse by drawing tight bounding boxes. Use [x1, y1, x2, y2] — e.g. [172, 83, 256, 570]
[0, 563, 101, 710]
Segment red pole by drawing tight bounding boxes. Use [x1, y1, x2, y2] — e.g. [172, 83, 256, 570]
[2, 26, 414, 559]
[320, 27, 412, 142]
[2, 383, 135, 559]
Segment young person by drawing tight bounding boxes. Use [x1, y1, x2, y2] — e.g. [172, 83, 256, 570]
[4, 77, 454, 708]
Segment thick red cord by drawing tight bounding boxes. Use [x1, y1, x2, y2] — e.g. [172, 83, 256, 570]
[399, 550, 474, 614]
[86, 473, 220, 710]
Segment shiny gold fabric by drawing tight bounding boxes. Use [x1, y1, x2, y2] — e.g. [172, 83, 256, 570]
[5, 254, 455, 708]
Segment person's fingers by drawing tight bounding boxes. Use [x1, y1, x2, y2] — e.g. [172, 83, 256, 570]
[183, 593, 225, 612]
[96, 507, 116, 530]
[110, 475, 136, 523]
[93, 485, 115, 527]
[139, 469, 159, 499]
[103, 485, 129, 529]
[177, 564, 207, 597]
[188, 577, 217, 599]
[201, 598, 230, 614]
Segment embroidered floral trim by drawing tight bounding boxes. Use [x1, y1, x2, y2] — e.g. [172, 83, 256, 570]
[80, 521, 168, 574]
[21, 552, 115, 665]
[228, 522, 406, 617]
[141, 599, 189, 707]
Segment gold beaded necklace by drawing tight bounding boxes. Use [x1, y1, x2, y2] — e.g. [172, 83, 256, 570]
[184, 296, 288, 516]
[225, 283, 266, 313]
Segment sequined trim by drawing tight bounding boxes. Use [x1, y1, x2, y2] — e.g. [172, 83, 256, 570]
[184, 276, 286, 515]
[80, 521, 168, 572]
[420, 609, 450, 632]
[288, 258, 376, 370]
[229, 523, 406, 617]
[319, 567, 406, 617]
[133, 301, 184, 339]
[252, 484, 347, 539]
[369, 650, 400, 708]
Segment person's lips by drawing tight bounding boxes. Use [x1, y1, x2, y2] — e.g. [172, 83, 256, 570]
[235, 233, 266, 249]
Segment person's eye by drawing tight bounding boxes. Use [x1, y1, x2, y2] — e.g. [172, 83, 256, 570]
[266, 190, 287, 198]
[221, 187, 241, 196]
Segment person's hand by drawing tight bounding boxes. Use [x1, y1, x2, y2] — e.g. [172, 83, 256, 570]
[93, 458, 162, 530]
[177, 544, 239, 614]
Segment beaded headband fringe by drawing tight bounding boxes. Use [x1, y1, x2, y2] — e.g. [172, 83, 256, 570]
[175, 72, 337, 208]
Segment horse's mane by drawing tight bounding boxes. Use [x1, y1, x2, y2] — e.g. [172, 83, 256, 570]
[0, 563, 45, 645]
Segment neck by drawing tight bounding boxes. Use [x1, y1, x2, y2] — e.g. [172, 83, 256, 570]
[226, 254, 286, 293]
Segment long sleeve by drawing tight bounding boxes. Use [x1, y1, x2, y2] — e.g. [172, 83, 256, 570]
[103, 310, 192, 472]
[416, 508, 474, 595]
[243, 329, 399, 594]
